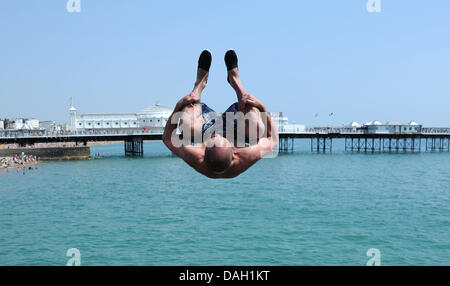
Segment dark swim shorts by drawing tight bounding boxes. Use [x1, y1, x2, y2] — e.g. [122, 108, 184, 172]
[201, 102, 239, 137]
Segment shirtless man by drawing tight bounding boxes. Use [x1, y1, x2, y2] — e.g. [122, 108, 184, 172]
[162, 50, 278, 179]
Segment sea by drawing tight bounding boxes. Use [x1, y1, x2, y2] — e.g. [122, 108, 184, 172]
[0, 140, 449, 265]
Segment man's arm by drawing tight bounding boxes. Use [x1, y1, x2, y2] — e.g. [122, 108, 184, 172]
[259, 106, 279, 156]
[240, 93, 279, 155]
[162, 93, 215, 177]
[162, 93, 199, 156]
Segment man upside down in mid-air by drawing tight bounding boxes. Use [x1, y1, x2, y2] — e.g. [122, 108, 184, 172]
[163, 50, 278, 179]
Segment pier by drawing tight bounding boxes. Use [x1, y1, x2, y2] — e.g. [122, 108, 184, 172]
[2, 128, 450, 156]
[279, 131, 450, 153]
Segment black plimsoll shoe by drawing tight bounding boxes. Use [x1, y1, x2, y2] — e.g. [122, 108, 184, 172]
[225, 50, 238, 70]
[198, 50, 212, 71]
[225, 50, 238, 83]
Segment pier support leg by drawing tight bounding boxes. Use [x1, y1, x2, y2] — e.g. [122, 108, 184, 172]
[311, 137, 332, 153]
[124, 137, 144, 157]
[279, 137, 294, 153]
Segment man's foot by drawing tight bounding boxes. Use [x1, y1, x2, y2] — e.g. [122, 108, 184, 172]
[195, 50, 212, 89]
[198, 50, 212, 71]
[225, 50, 238, 84]
[225, 50, 238, 71]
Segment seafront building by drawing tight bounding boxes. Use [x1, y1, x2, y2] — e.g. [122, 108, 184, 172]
[0, 117, 71, 137]
[0, 118, 42, 137]
[8, 118, 40, 130]
[39, 121, 57, 132]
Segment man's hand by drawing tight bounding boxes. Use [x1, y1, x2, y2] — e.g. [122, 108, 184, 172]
[175, 92, 201, 112]
[239, 93, 265, 112]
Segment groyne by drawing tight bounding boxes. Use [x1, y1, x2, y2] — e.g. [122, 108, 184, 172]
[0, 147, 90, 160]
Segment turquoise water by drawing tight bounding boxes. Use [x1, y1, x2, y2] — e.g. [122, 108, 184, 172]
[1, 141, 449, 265]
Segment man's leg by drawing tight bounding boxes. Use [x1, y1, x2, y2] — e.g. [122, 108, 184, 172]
[179, 103, 203, 142]
[225, 50, 265, 142]
[179, 50, 211, 142]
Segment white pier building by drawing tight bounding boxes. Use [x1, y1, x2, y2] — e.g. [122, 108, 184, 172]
[270, 112, 306, 133]
[70, 103, 173, 134]
[363, 121, 422, 134]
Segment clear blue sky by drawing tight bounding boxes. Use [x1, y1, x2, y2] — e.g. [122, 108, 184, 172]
[1, 0, 449, 126]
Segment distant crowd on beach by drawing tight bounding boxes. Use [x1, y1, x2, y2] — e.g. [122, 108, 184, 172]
[1, 141, 121, 149]
[0, 152, 39, 170]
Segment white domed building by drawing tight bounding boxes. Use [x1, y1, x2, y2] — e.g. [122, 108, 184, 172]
[70, 103, 172, 134]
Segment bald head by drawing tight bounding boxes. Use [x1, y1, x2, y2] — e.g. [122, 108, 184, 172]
[204, 135, 233, 174]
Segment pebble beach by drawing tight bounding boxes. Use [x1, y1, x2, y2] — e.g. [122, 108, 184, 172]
[0, 154, 39, 170]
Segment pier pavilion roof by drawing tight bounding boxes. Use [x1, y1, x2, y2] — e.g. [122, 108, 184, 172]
[348, 121, 361, 127]
[137, 103, 172, 118]
[385, 121, 404, 126]
[365, 120, 382, 126]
